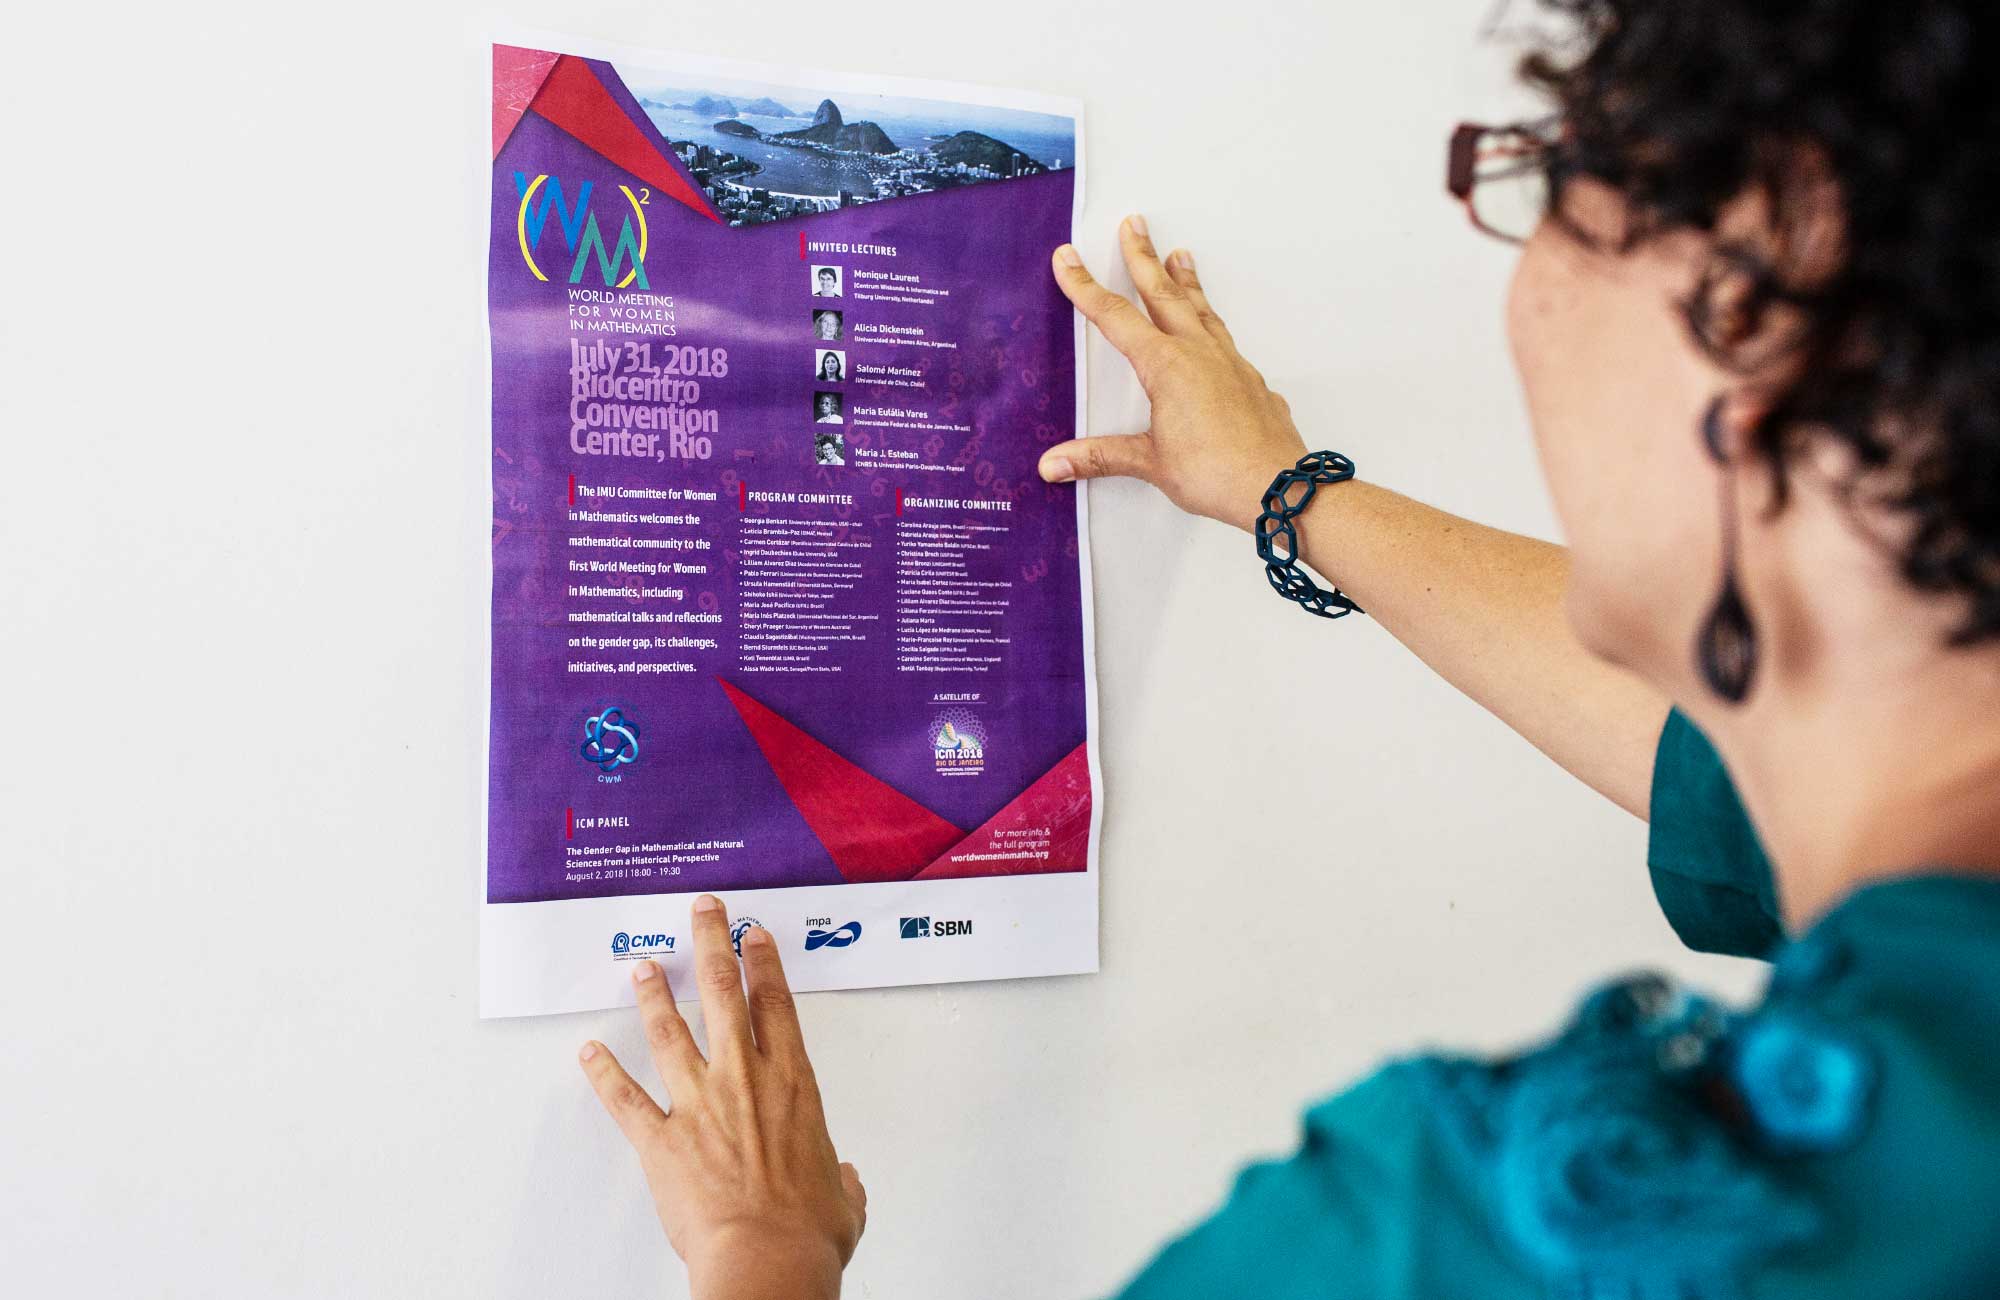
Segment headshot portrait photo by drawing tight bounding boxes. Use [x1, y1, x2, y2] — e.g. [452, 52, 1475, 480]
[813, 391, 844, 424]
[811, 265, 842, 297]
[813, 431, 845, 466]
[814, 349, 846, 383]
[812, 309, 843, 342]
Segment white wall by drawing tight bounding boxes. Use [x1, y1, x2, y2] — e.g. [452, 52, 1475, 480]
[1, 2, 1763, 1295]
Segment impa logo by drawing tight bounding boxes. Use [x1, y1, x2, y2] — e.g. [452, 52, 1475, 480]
[804, 921, 863, 951]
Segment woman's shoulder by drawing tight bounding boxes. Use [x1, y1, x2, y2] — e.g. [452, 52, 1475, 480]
[1115, 877, 2000, 1300]
[1364, 879, 2000, 1299]
[1382, 976, 1827, 1300]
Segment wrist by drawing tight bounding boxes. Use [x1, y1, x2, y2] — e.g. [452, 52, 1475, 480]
[1254, 451, 1364, 619]
[1219, 451, 1308, 532]
[687, 1226, 843, 1300]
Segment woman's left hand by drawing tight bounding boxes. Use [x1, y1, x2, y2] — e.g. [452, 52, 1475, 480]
[579, 896, 867, 1300]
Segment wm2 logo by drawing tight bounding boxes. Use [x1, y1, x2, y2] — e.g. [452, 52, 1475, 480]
[513, 173, 650, 288]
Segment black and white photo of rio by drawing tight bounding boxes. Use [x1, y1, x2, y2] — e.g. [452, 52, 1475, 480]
[618, 67, 1075, 227]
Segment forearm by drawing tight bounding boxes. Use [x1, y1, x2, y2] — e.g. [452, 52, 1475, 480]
[1290, 479, 1668, 816]
[1035, 224, 1668, 812]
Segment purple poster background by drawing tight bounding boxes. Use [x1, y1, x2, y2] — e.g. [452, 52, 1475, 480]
[487, 53, 1088, 905]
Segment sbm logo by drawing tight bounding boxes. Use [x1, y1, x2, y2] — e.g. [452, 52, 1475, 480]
[899, 917, 973, 939]
[513, 173, 650, 288]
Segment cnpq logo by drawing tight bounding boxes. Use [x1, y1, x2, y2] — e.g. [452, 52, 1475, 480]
[513, 172, 650, 288]
[611, 931, 674, 961]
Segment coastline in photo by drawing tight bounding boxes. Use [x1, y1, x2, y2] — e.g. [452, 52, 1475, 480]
[629, 74, 1078, 229]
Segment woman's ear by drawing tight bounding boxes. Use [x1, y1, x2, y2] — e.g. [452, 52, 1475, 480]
[1688, 248, 1766, 354]
[1689, 142, 1846, 368]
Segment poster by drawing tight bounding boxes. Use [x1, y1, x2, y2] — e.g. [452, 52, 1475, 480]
[480, 31, 1098, 1017]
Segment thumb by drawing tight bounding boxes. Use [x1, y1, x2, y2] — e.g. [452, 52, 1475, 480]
[840, 1161, 868, 1233]
[1038, 433, 1153, 484]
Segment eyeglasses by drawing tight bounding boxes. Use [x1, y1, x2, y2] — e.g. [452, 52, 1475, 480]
[1447, 118, 1561, 245]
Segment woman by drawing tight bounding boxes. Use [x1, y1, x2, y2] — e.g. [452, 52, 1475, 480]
[817, 350, 844, 383]
[577, 3, 2000, 1296]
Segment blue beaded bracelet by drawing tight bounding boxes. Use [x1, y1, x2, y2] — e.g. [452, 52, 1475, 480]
[1255, 451, 1363, 619]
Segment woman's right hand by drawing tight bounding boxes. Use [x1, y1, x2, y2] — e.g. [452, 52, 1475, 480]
[1038, 215, 1308, 532]
[579, 897, 866, 1300]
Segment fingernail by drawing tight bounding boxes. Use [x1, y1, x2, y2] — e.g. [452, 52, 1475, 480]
[1040, 454, 1074, 483]
[1172, 248, 1194, 271]
[1127, 213, 1148, 237]
[633, 960, 659, 982]
[1055, 244, 1082, 268]
[742, 925, 773, 948]
[693, 894, 721, 913]
[578, 1042, 599, 1062]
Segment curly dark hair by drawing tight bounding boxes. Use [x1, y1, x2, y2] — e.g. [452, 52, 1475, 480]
[1521, 0, 2000, 642]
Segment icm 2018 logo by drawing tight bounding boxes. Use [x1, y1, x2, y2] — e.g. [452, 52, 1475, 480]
[930, 708, 986, 776]
[611, 931, 674, 961]
[581, 706, 640, 777]
[513, 173, 650, 288]
[804, 921, 862, 951]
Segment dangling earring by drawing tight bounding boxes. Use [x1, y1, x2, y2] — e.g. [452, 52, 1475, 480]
[1695, 396, 1758, 703]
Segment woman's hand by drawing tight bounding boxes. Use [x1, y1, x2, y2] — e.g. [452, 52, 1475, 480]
[579, 896, 866, 1300]
[1038, 215, 1308, 531]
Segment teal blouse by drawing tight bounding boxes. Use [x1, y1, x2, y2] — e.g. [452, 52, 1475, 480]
[1112, 711, 2000, 1299]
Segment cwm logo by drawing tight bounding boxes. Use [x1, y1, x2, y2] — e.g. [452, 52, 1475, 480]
[580, 706, 641, 772]
[513, 173, 650, 288]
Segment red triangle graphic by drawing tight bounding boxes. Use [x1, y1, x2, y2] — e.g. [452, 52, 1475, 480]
[493, 44, 561, 158]
[527, 56, 722, 224]
[718, 679, 965, 883]
[915, 743, 1092, 880]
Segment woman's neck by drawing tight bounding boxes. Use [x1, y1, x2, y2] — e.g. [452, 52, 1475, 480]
[1699, 662, 2000, 930]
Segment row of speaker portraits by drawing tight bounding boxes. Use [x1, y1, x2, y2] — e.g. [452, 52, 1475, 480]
[812, 266, 847, 466]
